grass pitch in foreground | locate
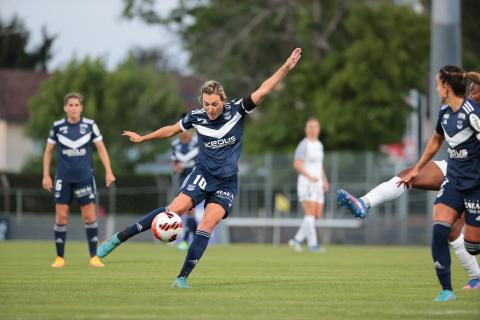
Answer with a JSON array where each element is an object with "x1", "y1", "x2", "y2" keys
[{"x1": 0, "y1": 241, "x2": 479, "y2": 320}]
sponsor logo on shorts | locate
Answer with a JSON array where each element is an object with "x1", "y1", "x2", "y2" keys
[
  {"x1": 187, "y1": 184, "x2": 196, "y2": 191},
  {"x1": 465, "y1": 200, "x2": 480, "y2": 215},
  {"x1": 75, "y1": 186, "x2": 93, "y2": 198},
  {"x1": 215, "y1": 190, "x2": 234, "y2": 204}
]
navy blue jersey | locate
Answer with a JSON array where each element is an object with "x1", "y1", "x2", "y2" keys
[
  {"x1": 435, "y1": 98, "x2": 480, "y2": 190},
  {"x1": 179, "y1": 96, "x2": 256, "y2": 178},
  {"x1": 170, "y1": 135, "x2": 199, "y2": 170},
  {"x1": 47, "y1": 117, "x2": 102, "y2": 182}
]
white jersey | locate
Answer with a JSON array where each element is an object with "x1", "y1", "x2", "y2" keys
[
  {"x1": 294, "y1": 138, "x2": 325, "y2": 182},
  {"x1": 294, "y1": 138, "x2": 325, "y2": 203}
]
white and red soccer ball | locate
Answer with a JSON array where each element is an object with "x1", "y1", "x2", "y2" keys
[{"x1": 151, "y1": 211, "x2": 184, "y2": 242}]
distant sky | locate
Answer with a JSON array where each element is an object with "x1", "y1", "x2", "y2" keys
[{"x1": 0, "y1": 0, "x2": 189, "y2": 71}]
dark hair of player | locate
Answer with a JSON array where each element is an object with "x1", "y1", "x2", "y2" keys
[
  {"x1": 438, "y1": 66, "x2": 480, "y2": 97},
  {"x1": 63, "y1": 92, "x2": 84, "y2": 105}
]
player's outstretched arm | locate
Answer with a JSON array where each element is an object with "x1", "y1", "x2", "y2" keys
[
  {"x1": 95, "y1": 141, "x2": 116, "y2": 187},
  {"x1": 251, "y1": 48, "x2": 302, "y2": 106},
  {"x1": 123, "y1": 122, "x2": 182, "y2": 143},
  {"x1": 399, "y1": 132, "x2": 444, "y2": 187}
]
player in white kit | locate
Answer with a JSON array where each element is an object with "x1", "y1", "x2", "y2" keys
[{"x1": 289, "y1": 118, "x2": 329, "y2": 252}]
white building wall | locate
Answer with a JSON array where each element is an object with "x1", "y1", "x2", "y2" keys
[{"x1": 0, "y1": 121, "x2": 36, "y2": 172}]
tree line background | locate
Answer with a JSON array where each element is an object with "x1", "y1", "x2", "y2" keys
[{"x1": 1, "y1": 0, "x2": 479, "y2": 175}]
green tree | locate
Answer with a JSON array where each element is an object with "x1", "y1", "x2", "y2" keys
[
  {"x1": 26, "y1": 55, "x2": 183, "y2": 174},
  {"x1": 123, "y1": 0, "x2": 430, "y2": 151},
  {"x1": 0, "y1": 16, "x2": 55, "y2": 70}
]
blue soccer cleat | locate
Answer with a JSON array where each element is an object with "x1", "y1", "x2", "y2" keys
[
  {"x1": 433, "y1": 290, "x2": 456, "y2": 302},
  {"x1": 97, "y1": 233, "x2": 121, "y2": 258},
  {"x1": 336, "y1": 189, "x2": 369, "y2": 219},
  {"x1": 172, "y1": 276, "x2": 191, "y2": 288},
  {"x1": 463, "y1": 277, "x2": 480, "y2": 289},
  {"x1": 309, "y1": 245, "x2": 326, "y2": 253}
]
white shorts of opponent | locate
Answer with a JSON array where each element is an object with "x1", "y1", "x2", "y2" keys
[
  {"x1": 297, "y1": 179, "x2": 324, "y2": 203},
  {"x1": 433, "y1": 160, "x2": 447, "y2": 176}
]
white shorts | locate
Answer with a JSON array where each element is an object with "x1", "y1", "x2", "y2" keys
[
  {"x1": 433, "y1": 160, "x2": 447, "y2": 176},
  {"x1": 297, "y1": 180, "x2": 324, "y2": 203}
]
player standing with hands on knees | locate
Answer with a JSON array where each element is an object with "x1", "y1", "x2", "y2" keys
[
  {"x1": 97, "y1": 48, "x2": 302, "y2": 288},
  {"x1": 43, "y1": 93, "x2": 115, "y2": 268},
  {"x1": 400, "y1": 67, "x2": 480, "y2": 301}
]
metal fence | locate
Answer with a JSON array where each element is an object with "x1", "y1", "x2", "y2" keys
[{"x1": 0, "y1": 152, "x2": 436, "y2": 245}]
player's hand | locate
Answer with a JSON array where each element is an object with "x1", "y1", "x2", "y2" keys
[
  {"x1": 105, "y1": 171, "x2": 116, "y2": 187},
  {"x1": 397, "y1": 167, "x2": 420, "y2": 189},
  {"x1": 284, "y1": 48, "x2": 302, "y2": 70},
  {"x1": 173, "y1": 163, "x2": 183, "y2": 174},
  {"x1": 122, "y1": 131, "x2": 144, "y2": 143},
  {"x1": 42, "y1": 175, "x2": 53, "y2": 192},
  {"x1": 308, "y1": 175, "x2": 319, "y2": 183},
  {"x1": 323, "y1": 180, "x2": 330, "y2": 192}
]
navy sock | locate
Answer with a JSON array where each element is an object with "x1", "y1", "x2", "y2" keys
[
  {"x1": 54, "y1": 224, "x2": 67, "y2": 258},
  {"x1": 117, "y1": 207, "x2": 165, "y2": 242},
  {"x1": 432, "y1": 222, "x2": 452, "y2": 291},
  {"x1": 184, "y1": 216, "x2": 198, "y2": 242},
  {"x1": 178, "y1": 230, "x2": 210, "y2": 278},
  {"x1": 85, "y1": 221, "x2": 98, "y2": 257}
]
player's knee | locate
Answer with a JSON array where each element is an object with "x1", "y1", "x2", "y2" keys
[
  {"x1": 448, "y1": 227, "x2": 461, "y2": 242},
  {"x1": 432, "y1": 222, "x2": 451, "y2": 242},
  {"x1": 464, "y1": 240, "x2": 480, "y2": 255}
]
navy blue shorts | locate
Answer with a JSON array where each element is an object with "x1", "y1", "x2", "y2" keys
[
  {"x1": 54, "y1": 176, "x2": 97, "y2": 206},
  {"x1": 434, "y1": 178, "x2": 480, "y2": 227},
  {"x1": 462, "y1": 189, "x2": 480, "y2": 227},
  {"x1": 178, "y1": 167, "x2": 194, "y2": 186},
  {"x1": 434, "y1": 178, "x2": 465, "y2": 214},
  {"x1": 179, "y1": 166, "x2": 237, "y2": 218}
]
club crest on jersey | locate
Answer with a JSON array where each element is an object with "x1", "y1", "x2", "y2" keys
[
  {"x1": 80, "y1": 124, "x2": 88, "y2": 134},
  {"x1": 224, "y1": 111, "x2": 232, "y2": 120},
  {"x1": 469, "y1": 114, "x2": 480, "y2": 132},
  {"x1": 457, "y1": 119, "x2": 464, "y2": 130}
]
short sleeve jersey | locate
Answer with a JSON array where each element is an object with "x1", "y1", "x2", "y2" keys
[
  {"x1": 435, "y1": 98, "x2": 480, "y2": 190},
  {"x1": 47, "y1": 117, "x2": 102, "y2": 182},
  {"x1": 179, "y1": 96, "x2": 256, "y2": 178},
  {"x1": 170, "y1": 135, "x2": 199, "y2": 170},
  {"x1": 294, "y1": 138, "x2": 325, "y2": 181}
]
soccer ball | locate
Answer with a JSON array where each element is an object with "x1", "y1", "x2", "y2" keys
[{"x1": 151, "y1": 211, "x2": 184, "y2": 242}]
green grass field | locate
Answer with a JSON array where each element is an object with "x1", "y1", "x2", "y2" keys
[{"x1": 1, "y1": 241, "x2": 479, "y2": 320}]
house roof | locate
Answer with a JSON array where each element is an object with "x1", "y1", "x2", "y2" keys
[{"x1": 0, "y1": 69, "x2": 49, "y2": 123}]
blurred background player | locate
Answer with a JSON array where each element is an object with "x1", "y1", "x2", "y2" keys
[
  {"x1": 42, "y1": 92, "x2": 116, "y2": 268},
  {"x1": 337, "y1": 75, "x2": 480, "y2": 290},
  {"x1": 289, "y1": 118, "x2": 329, "y2": 252},
  {"x1": 97, "y1": 48, "x2": 302, "y2": 288},
  {"x1": 170, "y1": 119, "x2": 199, "y2": 251}
]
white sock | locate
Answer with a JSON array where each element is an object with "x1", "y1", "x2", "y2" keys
[
  {"x1": 450, "y1": 234, "x2": 480, "y2": 279},
  {"x1": 305, "y1": 215, "x2": 318, "y2": 247},
  {"x1": 294, "y1": 217, "x2": 309, "y2": 243},
  {"x1": 361, "y1": 176, "x2": 405, "y2": 208}
]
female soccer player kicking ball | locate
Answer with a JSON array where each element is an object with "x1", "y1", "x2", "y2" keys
[
  {"x1": 337, "y1": 77, "x2": 480, "y2": 291},
  {"x1": 97, "y1": 48, "x2": 302, "y2": 288}
]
